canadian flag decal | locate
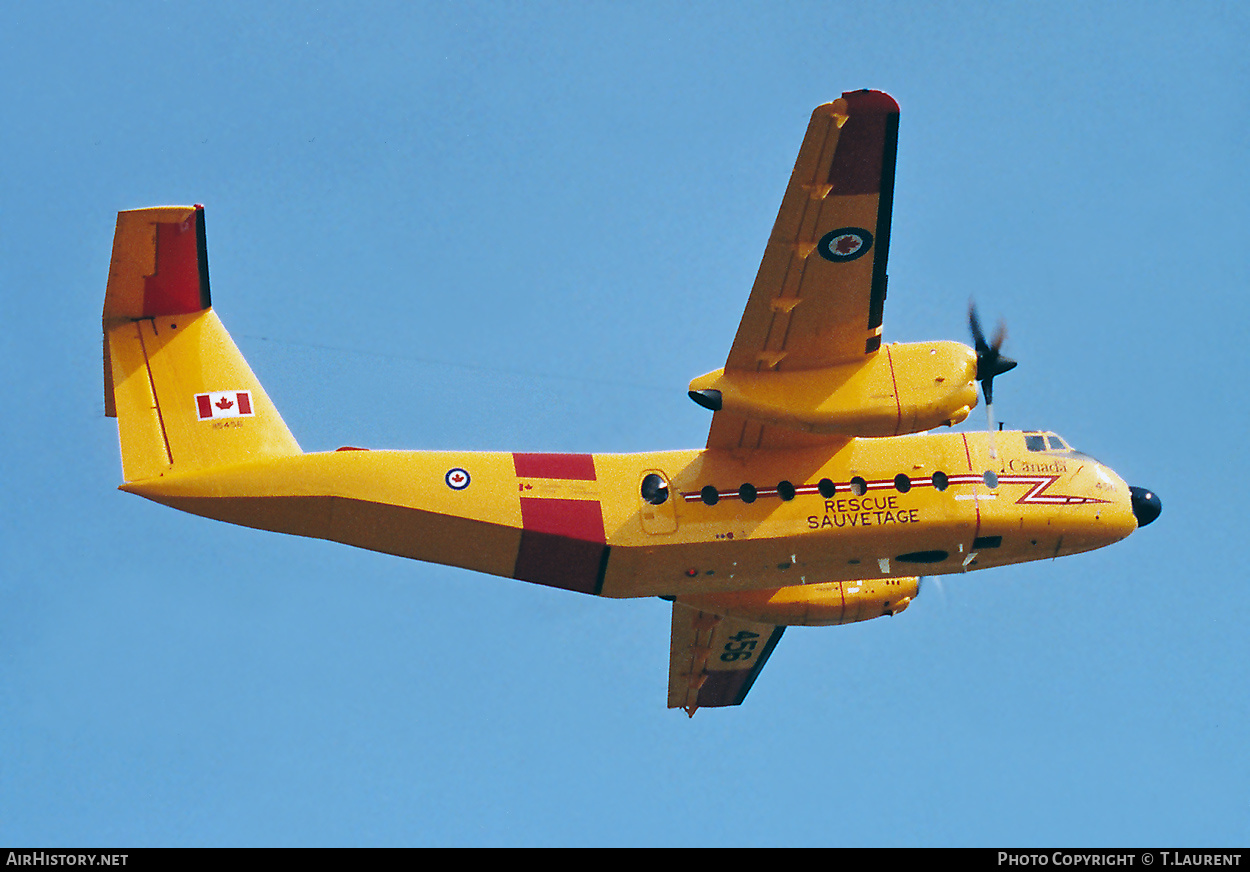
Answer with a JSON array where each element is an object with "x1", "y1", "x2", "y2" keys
[{"x1": 195, "y1": 391, "x2": 254, "y2": 420}]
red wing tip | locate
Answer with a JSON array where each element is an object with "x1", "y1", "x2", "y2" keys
[{"x1": 840, "y1": 89, "x2": 900, "y2": 114}]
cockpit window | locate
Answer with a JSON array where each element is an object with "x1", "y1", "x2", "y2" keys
[{"x1": 1026, "y1": 432, "x2": 1071, "y2": 452}]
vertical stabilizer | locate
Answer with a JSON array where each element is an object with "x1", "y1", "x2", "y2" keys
[{"x1": 104, "y1": 206, "x2": 300, "y2": 483}]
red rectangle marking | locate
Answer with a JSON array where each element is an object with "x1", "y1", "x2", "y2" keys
[
  {"x1": 514, "y1": 497, "x2": 608, "y2": 595},
  {"x1": 512, "y1": 452, "x2": 597, "y2": 481},
  {"x1": 513, "y1": 532, "x2": 607, "y2": 595},
  {"x1": 518, "y1": 497, "x2": 605, "y2": 543}
]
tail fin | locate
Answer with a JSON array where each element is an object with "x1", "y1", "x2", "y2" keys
[{"x1": 104, "y1": 205, "x2": 300, "y2": 483}]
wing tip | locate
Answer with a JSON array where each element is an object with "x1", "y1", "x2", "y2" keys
[
  {"x1": 840, "y1": 88, "x2": 900, "y2": 114},
  {"x1": 811, "y1": 89, "x2": 900, "y2": 119}
]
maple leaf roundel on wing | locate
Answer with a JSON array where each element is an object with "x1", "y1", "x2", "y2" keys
[{"x1": 817, "y1": 227, "x2": 874, "y2": 262}]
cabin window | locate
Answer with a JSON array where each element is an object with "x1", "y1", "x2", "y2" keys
[
  {"x1": 640, "y1": 473, "x2": 669, "y2": 505},
  {"x1": 1025, "y1": 434, "x2": 1046, "y2": 452},
  {"x1": 777, "y1": 480, "x2": 797, "y2": 501},
  {"x1": 701, "y1": 485, "x2": 719, "y2": 505},
  {"x1": 932, "y1": 471, "x2": 949, "y2": 491},
  {"x1": 738, "y1": 483, "x2": 757, "y2": 504},
  {"x1": 1048, "y1": 435, "x2": 1066, "y2": 450},
  {"x1": 818, "y1": 478, "x2": 836, "y2": 498},
  {"x1": 984, "y1": 470, "x2": 999, "y2": 488},
  {"x1": 849, "y1": 476, "x2": 868, "y2": 496},
  {"x1": 894, "y1": 474, "x2": 911, "y2": 493}
]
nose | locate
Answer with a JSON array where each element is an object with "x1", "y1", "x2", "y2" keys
[{"x1": 1129, "y1": 486, "x2": 1161, "y2": 528}]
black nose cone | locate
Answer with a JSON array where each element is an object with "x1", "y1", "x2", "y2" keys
[{"x1": 1130, "y1": 486, "x2": 1161, "y2": 528}]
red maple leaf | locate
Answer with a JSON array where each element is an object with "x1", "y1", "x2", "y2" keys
[
  {"x1": 834, "y1": 235, "x2": 861, "y2": 255},
  {"x1": 215, "y1": 395, "x2": 234, "y2": 410}
]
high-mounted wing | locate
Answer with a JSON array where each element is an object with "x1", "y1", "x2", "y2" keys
[
  {"x1": 708, "y1": 90, "x2": 900, "y2": 450},
  {"x1": 667, "y1": 602, "x2": 785, "y2": 716}
]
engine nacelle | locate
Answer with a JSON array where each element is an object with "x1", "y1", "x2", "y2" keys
[
  {"x1": 688, "y1": 341, "x2": 977, "y2": 437},
  {"x1": 681, "y1": 577, "x2": 920, "y2": 627}
]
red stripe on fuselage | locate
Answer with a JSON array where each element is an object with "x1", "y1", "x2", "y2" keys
[
  {"x1": 514, "y1": 497, "x2": 607, "y2": 595},
  {"x1": 518, "y1": 497, "x2": 605, "y2": 544},
  {"x1": 512, "y1": 452, "x2": 597, "y2": 480},
  {"x1": 961, "y1": 433, "x2": 982, "y2": 542}
]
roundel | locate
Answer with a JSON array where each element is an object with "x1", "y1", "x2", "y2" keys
[
  {"x1": 817, "y1": 227, "x2": 874, "y2": 262},
  {"x1": 445, "y1": 467, "x2": 471, "y2": 490}
]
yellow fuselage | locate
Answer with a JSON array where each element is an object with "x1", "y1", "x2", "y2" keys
[{"x1": 123, "y1": 429, "x2": 1137, "y2": 599}]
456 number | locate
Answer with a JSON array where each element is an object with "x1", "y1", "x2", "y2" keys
[{"x1": 719, "y1": 630, "x2": 760, "y2": 663}]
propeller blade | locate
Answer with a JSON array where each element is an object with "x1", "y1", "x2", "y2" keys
[
  {"x1": 968, "y1": 303, "x2": 1017, "y2": 432},
  {"x1": 969, "y1": 305, "x2": 989, "y2": 355}
]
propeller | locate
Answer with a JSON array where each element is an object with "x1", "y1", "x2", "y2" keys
[
  {"x1": 968, "y1": 304, "x2": 1017, "y2": 432},
  {"x1": 917, "y1": 575, "x2": 946, "y2": 607}
]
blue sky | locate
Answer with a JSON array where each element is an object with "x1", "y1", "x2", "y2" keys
[{"x1": 2, "y1": 1, "x2": 1247, "y2": 847}]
